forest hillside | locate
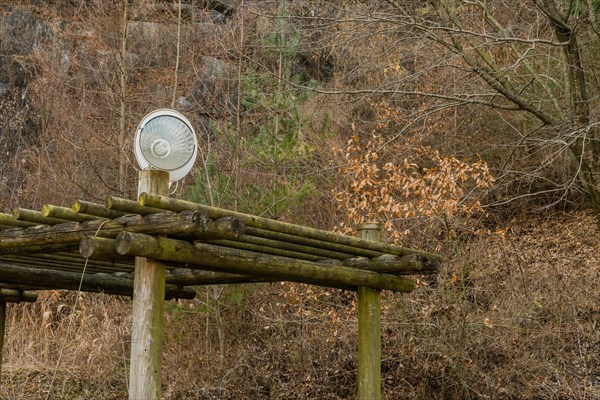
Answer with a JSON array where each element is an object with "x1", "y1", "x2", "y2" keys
[{"x1": 0, "y1": 1, "x2": 598, "y2": 399}]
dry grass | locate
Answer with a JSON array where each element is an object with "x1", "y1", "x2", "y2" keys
[{"x1": 2, "y1": 211, "x2": 598, "y2": 399}]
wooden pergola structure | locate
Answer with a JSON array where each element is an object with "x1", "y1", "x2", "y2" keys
[{"x1": 0, "y1": 170, "x2": 442, "y2": 400}]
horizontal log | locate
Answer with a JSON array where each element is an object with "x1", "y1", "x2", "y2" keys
[
  {"x1": 0, "y1": 256, "x2": 132, "y2": 274},
  {"x1": 0, "y1": 243, "x2": 80, "y2": 255},
  {"x1": 80, "y1": 238, "x2": 265, "y2": 283},
  {"x1": 24, "y1": 253, "x2": 133, "y2": 270},
  {"x1": 139, "y1": 193, "x2": 443, "y2": 262},
  {"x1": 42, "y1": 205, "x2": 101, "y2": 222},
  {"x1": 195, "y1": 217, "x2": 245, "y2": 240},
  {"x1": 245, "y1": 226, "x2": 381, "y2": 258},
  {"x1": 0, "y1": 211, "x2": 210, "y2": 251},
  {"x1": 0, "y1": 262, "x2": 195, "y2": 300},
  {"x1": 13, "y1": 208, "x2": 68, "y2": 225},
  {"x1": 73, "y1": 200, "x2": 128, "y2": 219},
  {"x1": 79, "y1": 237, "x2": 134, "y2": 264},
  {"x1": 115, "y1": 232, "x2": 414, "y2": 292},
  {"x1": 0, "y1": 289, "x2": 37, "y2": 302},
  {"x1": 238, "y1": 234, "x2": 354, "y2": 260},
  {"x1": 166, "y1": 269, "x2": 278, "y2": 285},
  {"x1": 106, "y1": 196, "x2": 166, "y2": 215},
  {"x1": 78, "y1": 216, "x2": 243, "y2": 259},
  {"x1": 0, "y1": 213, "x2": 39, "y2": 228},
  {"x1": 210, "y1": 239, "x2": 324, "y2": 261},
  {"x1": 80, "y1": 238, "x2": 274, "y2": 285},
  {"x1": 332, "y1": 254, "x2": 441, "y2": 275}
]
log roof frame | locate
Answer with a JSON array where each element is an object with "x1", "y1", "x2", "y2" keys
[{"x1": 0, "y1": 194, "x2": 442, "y2": 302}]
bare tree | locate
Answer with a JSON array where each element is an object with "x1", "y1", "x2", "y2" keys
[{"x1": 289, "y1": 0, "x2": 600, "y2": 219}]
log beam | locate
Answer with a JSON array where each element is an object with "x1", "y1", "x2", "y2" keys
[
  {"x1": 0, "y1": 211, "x2": 210, "y2": 252},
  {"x1": 12, "y1": 208, "x2": 66, "y2": 225},
  {"x1": 341, "y1": 254, "x2": 441, "y2": 275},
  {"x1": 42, "y1": 205, "x2": 101, "y2": 222},
  {"x1": 0, "y1": 262, "x2": 194, "y2": 300},
  {"x1": 0, "y1": 213, "x2": 38, "y2": 228},
  {"x1": 115, "y1": 232, "x2": 415, "y2": 292},
  {"x1": 73, "y1": 200, "x2": 128, "y2": 219},
  {"x1": 139, "y1": 193, "x2": 443, "y2": 262},
  {"x1": 106, "y1": 196, "x2": 165, "y2": 215}
]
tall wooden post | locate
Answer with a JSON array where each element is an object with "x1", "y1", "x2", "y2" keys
[
  {"x1": 0, "y1": 301, "x2": 6, "y2": 382},
  {"x1": 129, "y1": 170, "x2": 169, "y2": 400},
  {"x1": 357, "y1": 223, "x2": 382, "y2": 400}
]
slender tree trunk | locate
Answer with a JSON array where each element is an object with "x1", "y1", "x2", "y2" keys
[
  {"x1": 544, "y1": 1, "x2": 600, "y2": 219},
  {"x1": 118, "y1": 0, "x2": 129, "y2": 195}
]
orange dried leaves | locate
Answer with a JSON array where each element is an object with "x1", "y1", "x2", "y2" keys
[{"x1": 335, "y1": 133, "x2": 494, "y2": 240}]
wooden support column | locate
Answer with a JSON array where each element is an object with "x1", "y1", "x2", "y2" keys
[
  {"x1": 129, "y1": 170, "x2": 169, "y2": 400},
  {"x1": 357, "y1": 223, "x2": 381, "y2": 400},
  {"x1": 0, "y1": 301, "x2": 5, "y2": 382}
]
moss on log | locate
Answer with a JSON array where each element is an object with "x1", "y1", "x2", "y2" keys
[
  {"x1": 0, "y1": 262, "x2": 195, "y2": 300},
  {"x1": 0, "y1": 213, "x2": 38, "y2": 228},
  {"x1": 244, "y1": 226, "x2": 381, "y2": 258},
  {"x1": 73, "y1": 200, "x2": 128, "y2": 219},
  {"x1": 12, "y1": 208, "x2": 66, "y2": 225},
  {"x1": 106, "y1": 196, "x2": 165, "y2": 215},
  {"x1": 79, "y1": 236, "x2": 133, "y2": 264},
  {"x1": 42, "y1": 205, "x2": 101, "y2": 222},
  {"x1": 0, "y1": 255, "x2": 132, "y2": 274},
  {"x1": 0, "y1": 243, "x2": 80, "y2": 255},
  {"x1": 341, "y1": 254, "x2": 441, "y2": 275},
  {"x1": 80, "y1": 237, "x2": 281, "y2": 286},
  {"x1": 235, "y1": 234, "x2": 355, "y2": 260},
  {"x1": 115, "y1": 232, "x2": 415, "y2": 292},
  {"x1": 209, "y1": 239, "x2": 324, "y2": 261},
  {"x1": 139, "y1": 193, "x2": 443, "y2": 262},
  {"x1": 166, "y1": 269, "x2": 278, "y2": 285},
  {"x1": 0, "y1": 211, "x2": 210, "y2": 252}
]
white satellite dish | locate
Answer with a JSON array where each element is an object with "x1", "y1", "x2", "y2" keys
[{"x1": 134, "y1": 109, "x2": 198, "y2": 182}]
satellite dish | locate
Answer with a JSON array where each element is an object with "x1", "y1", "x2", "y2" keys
[{"x1": 134, "y1": 109, "x2": 198, "y2": 182}]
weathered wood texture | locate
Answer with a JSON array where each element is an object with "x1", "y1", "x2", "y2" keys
[
  {"x1": 115, "y1": 232, "x2": 415, "y2": 292},
  {"x1": 12, "y1": 208, "x2": 66, "y2": 225},
  {"x1": 106, "y1": 196, "x2": 165, "y2": 215},
  {"x1": 42, "y1": 205, "x2": 100, "y2": 222},
  {"x1": 129, "y1": 169, "x2": 168, "y2": 400},
  {"x1": 0, "y1": 254, "x2": 132, "y2": 274},
  {"x1": 73, "y1": 200, "x2": 128, "y2": 219},
  {"x1": 0, "y1": 213, "x2": 38, "y2": 228},
  {"x1": 0, "y1": 262, "x2": 193, "y2": 299},
  {"x1": 139, "y1": 193, "x2": 443, "y2": 261},
  {"x1": 79, "y1": 237, "x2": 133, "y2": 263},
  {"x1": 1, "y1": 192, "x2": 440, "y2": 296},
  {"x1": 0, "y1": 301, "x2": 5, "y2": 381},
  {"x1": 341, "y1": 253, "x2": 440, "y2": 275},
  {"x1": 357, "y1": 224, "x2": 382, "y2": 400},
  {"x1": 166, "y1": 268, "x2": 277, "y2": 285},
  {"x1": 0, "y1": 211, "x2": 210, "y2": 253}
]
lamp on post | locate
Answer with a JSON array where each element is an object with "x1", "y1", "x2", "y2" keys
[
  {"x1": 129, "y1": 109, "x2": 197, "y2": 400},
  {"x1": 134, "y1": 108, "x2": 198, "y2": 183}
]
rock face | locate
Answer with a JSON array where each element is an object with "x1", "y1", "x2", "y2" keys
[
  {"x1": 0, "y1": 7, "x2": 52, "y2": 87},
  {"x1": 189, "y1": 56, "x2": 237, "y2": 118}
]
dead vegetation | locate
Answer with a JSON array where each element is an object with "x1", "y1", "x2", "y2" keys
[
  {"x1": 1, "y1": 0, "x2": 599, "y2": 398},
  {"x1": 1, "y1": 211, "x2": 598, "y2": 399}
]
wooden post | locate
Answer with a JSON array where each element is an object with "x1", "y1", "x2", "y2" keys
[
  {"x1": 0, "y1": 301, "x2": 6, "y2": 383},
  {"x1": 129, "y1": 170, "x2": 169, "y2": 400},
  {"x1": 357, "y1": 223, "x2": 381, "y2": 400}
]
